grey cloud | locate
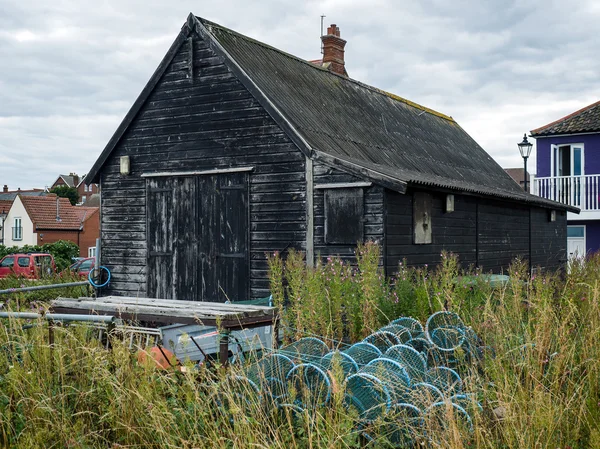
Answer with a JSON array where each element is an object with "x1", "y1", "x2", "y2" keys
[{"x1": 0, "y1": 0, "x2": 598, "y2": 189}]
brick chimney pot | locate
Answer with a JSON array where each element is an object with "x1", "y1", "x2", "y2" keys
[{"x1": 321, "y1": 24, "x2": 347, "y2": 76}]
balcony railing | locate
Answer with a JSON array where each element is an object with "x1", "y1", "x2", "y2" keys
[{"x1": 534, "y1": 175, "x2": 600, "y2": 211}]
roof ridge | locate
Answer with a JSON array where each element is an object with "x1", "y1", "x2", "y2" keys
[
  {"x1": 198, "y1": 17, "x2": 454, "y2": 123},
  {"x1": 531, "y1": 99, "x2": 600, "y2": 135}
]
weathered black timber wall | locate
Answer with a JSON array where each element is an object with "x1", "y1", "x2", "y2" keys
[
  {"x1": 100, "y1": 34, "x2": 306, "y2": 299},
  {"x1": 477, "y1": 200, "x2": 529, "y2": 272},
  {"x1": 386, "y1": 189, "x2": 477, "y2": 273},
  {"x1": 313, "y1": 162, "x2": 385, "y2": 264},
  {"x1": 385, "y1": 189, "x2": 566, "y2": 274},
  {"x1": 531, "y1": 208, "x2": 567, "y2": 271}
]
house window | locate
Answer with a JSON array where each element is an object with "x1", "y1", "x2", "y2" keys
[
  {"x1": 324, "y1": 188, "x2": 364, "y2": 244},
  {"x1": 88, "y1": 247, "x2": 96, "y2": 257},
  {"x1": 567, "y1": 226, "x2": 585, "y2": 238},
  {"x1": 84, "y1": 185, "x2": 88, "y2": 192},
  {"x1": 82, "y1": 195, "x2": 87, "y2": 203},
  {"x1": 552, "y1": 144, "x2": 584, "y2": 177},
  {"x1": 12, "y1": 217, "x2": 22, "y2": 241}
]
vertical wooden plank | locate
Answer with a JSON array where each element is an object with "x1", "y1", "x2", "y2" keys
[
  {"x1": 217, "y1": 172, "x2": 249, "y2": 302},
  {"x1": 174, "y1": 176, "x2": 198, "y2": 300},
  {"x1": 198, "y1": 175, "x2": 218, "y2": 301},
  {"x1": 305, "y1": 157, "x2": 314, "y2": 267},
  {"x1": 187, "y1": 37, "x2": 194, "y2": 82},
  {"x1": 147, "y1": 178, "x2": 174, "y2": 299}
]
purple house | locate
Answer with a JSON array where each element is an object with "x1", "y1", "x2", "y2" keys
[{"x1": 532, "y1": 100, "x2": 600, "y2": 257}]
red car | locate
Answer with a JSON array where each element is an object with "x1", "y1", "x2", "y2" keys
[
  {"x1": 69, "y1": 257, "x2": 95, "y2": 278},
  {"x1": 0, "y1": 253, "x2": 57, "y2": 279}
]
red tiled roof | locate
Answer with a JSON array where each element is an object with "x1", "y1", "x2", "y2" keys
[
  {"x1": 531, "y1": 100, "x2": 600, "y2": 136},
  {"x1": 20, "y1": 195, "x2": 83, "y2": 230},
  {"x1": 74, "y1": 206, "x2": 99, "y2": 223},
  {"x1": 0, "y1": 200, "x2": 13, "y2": 214}
]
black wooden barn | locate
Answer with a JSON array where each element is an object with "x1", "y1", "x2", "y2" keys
[{"x1": 86, "y1": 14, "x2": 576, "y2": 302}]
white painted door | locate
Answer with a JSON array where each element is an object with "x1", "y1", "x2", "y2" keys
[{"x1": 567, "y1": 238, "x2": 585, "y2": 260}]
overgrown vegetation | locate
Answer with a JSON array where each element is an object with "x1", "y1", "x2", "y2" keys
[
  {"x1": 0, "y1": 243, "x2": 598, "y2": 448},
  {"x1": 0, "y1": 240, "x2": 80, "y2": 271}
]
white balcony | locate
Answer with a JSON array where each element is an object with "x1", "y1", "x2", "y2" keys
[{"x1": 534, "y1": 175, "x2": 600, "y2": 219}]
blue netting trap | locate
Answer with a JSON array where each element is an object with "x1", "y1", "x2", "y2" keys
[
  {"x1": 286, "y1": 363, "x2": 331, "y2": 409},
  {"x1": 279, "y1": 337, "x2": 329, "y2": 363},
  {"x1": 363, "y1": 330, "x2": 401, "y2": 353},
  {"x1": 385, "y1": 344, "x2": 427, "y2": 381},
  {"x1": 426, "y1": 311, "x2": 467, "y2": 352},
  {"x1": 378, "y1": 324, "x2": 413, "y2": 344},
  {"x1": 231, "y1": 311, "x2": 485, "y2": 443},
  {"x1": 426, "y1": 366, "x2": 462, "y2": 396},
  {"x1": 345, "y1": 373, "x2": 392, "y2": 422},
  {"x1": 425, "y1": 401, "x2": 474, "y2": 433},
  {"x1": 317, "y1": 350, "x2": 359, "y2": 377},
  {"x1": 391, "y1": 317, "x2": 425, "y2": 337},
  {"x1": 360, "y1": 357, "x2": 410, "y2": 402},
  {"x1": 343, "y1": 342, "x2": 382, "y2": 366},
  {"x1": 377, "y1": 402, "x2": 423, "y2": 447},
  {"x1": 405, "y1": 382, "x2": 444, "y2": 411},
  {"x1": 450, "y1": 393, "x2": 483, "y2": 414}
]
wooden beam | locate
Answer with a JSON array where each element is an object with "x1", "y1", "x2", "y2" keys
[
  {"x1": 141, "y1": 167, "x2": 254, "y2": 178},
  {"x1": 306, "y1": 157, "x2": 314, "y2": 267},
  {"x1": 314, "y1": 182, "x2": 373, "y2": 189}
]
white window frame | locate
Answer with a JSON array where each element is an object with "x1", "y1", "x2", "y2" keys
[
  {"x1": 551, "y1": 143, "x2": 584, "y2": 177},
  {"x1": 88, "y1": 247, "x2": 96, "y2": 257},
  {"x1": 13, "y1": 217, "x2": 22, "y2": 241}
]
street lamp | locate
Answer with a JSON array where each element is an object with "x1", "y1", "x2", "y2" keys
[{"x1": 517, "y1": 133, "x2": 533, "y2": 192}]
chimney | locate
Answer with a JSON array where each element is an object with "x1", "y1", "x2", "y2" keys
[
  {"x1": 2, "y1": 185, "x2": 7, "y2": 193},
  {"x1": 321, "y1": 24, "x2": 347, "y2": 76}
]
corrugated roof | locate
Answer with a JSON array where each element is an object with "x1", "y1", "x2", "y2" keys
[
  {"x1": 531, "y1": 100, "x2": 600, "y2": 136},
  {"x1": 20, "y1": 195, "x2": 82, "y2": 230},
  {"x1": 200, "y1": 18, "x2": 572, "y2": 210}
]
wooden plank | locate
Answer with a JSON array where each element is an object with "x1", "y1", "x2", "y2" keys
[
  {"x1": 52, "y1": 298, "x2": 274, "y2": 320},
  {"x1": 306, "y1": 157, "x2": 314, "y2": 267},
  {"x1": 314, "y1": 182, "x2": 373, "y2": 189},
  {"x1": 88, "y1": 296, "x2": 273, "y2": 313}
]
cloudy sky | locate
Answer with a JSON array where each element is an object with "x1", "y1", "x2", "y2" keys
[{"x1": 0, "y1": 0, "x2": 598, "y2": 190}]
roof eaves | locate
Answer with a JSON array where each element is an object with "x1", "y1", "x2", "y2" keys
[
  {"x1": 313, "y1": 150, "x2": 407, "y2": 193},
  {"x1": 86, "y1": 14, "x2": 197, "y2": 184}
]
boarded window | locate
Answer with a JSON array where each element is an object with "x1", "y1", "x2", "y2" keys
[
  {"x1": 324, "y1": 188, "x2": 364, "y2": 244},
  {"x1": 413, "y1": 192, "x2": 432, "y2": 244}
]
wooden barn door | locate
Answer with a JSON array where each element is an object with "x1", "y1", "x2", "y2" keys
[
  {"x1": 198, "y1": 172, "x2": 249, "y2": 302},
  {"x1": 147, "y1": 173, "x2": 249, "y2": 302},
  {"x1": 147, "y1": 178, "x2": 175, "y2": 299}
]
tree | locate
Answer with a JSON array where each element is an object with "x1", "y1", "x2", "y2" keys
[{"x1": 50, "y1": 185, "x2": 79, "y2": 205}]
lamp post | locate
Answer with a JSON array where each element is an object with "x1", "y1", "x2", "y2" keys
[{"x1": 518, "y1": 134, "x2": 533, "y2": 192}]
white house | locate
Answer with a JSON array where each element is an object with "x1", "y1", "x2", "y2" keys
[{"x1": 3, "y1": 195, "x2": 37, "y2": 247}]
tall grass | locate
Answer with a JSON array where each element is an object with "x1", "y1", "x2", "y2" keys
[{"x1": 0, "y1": 245, "x2": 598, "y2": 448}]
